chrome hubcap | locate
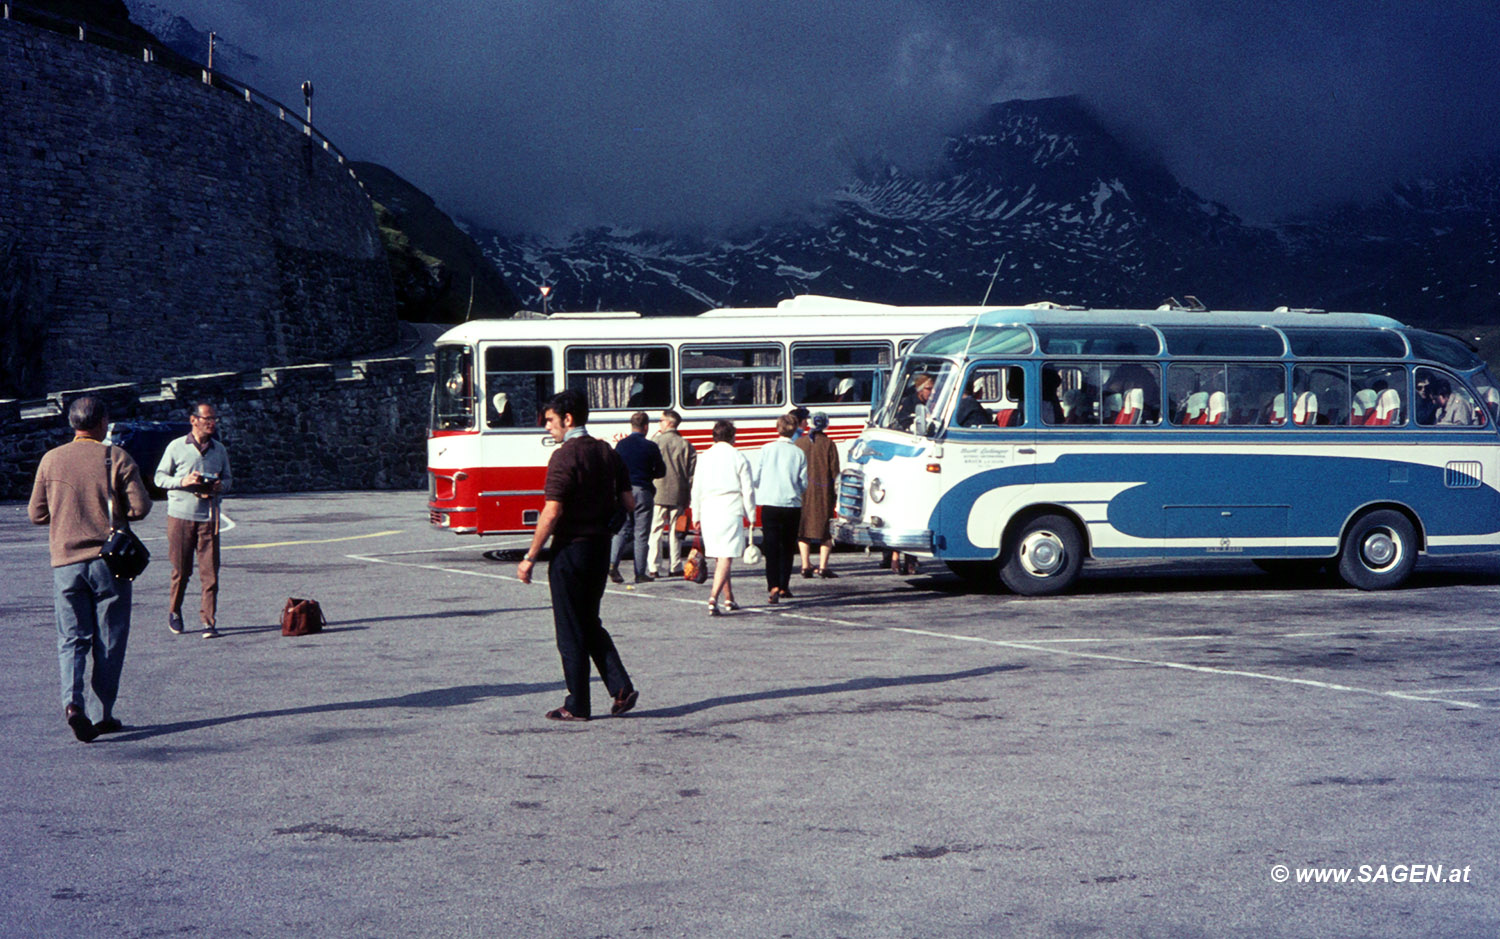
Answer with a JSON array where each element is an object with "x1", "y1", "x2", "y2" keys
[
  {"x1": 1019, "y1": 530, "x2": 1066, "y2": 577},
  {"x1": 1362, "y1": 529, "x2": 1398, "y2": 569}
]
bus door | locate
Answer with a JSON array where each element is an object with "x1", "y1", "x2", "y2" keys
[
  {"x1": 937, "y1": 363, "x2": 1037, "y2": 557},
  {"x1": 475, "y1": 343, "x2": 557, "y2": 533}
]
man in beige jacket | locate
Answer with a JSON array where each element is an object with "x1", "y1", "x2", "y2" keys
[
  {"x1": 29, "y1": 396, "x2": 151, "y2": 742},
  {"x1": 647, "y1": 408, "x2": 697, "y2": 576}
]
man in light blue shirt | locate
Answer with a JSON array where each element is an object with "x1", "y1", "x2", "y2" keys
[
  {"x1": 753, "y1": 413, "x2": 807, "y2": 602},
  {"x1": 154, "y1": 402, "x2": 232, "y2": 638}
]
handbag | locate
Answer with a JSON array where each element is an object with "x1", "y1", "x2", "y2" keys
[
  {"x1": 742, "y1": 543, "x2": 763, "y2": 564},
  {"x1": 99, "y1": 447, "x2": 150, "y2": 581},
  {"x1": 281, "y1": 597, "x2": 326, "y2": 636},
  {"x1": 683, "y1": 548, "x2": 708, "y2": 584}
]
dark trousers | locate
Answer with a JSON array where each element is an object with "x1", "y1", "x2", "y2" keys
[
  {"x1": 167, "y1": 514, "x2": 219, "y2": 626},
  {"x1": 761, "y1": 505, "x2": 801, "y2": 592},
  {"x1": 549, "y1": 538, "x2": 632, "y2": 718},
  {"x1": 609, "y1": 485, "x2": 655, "y2": 579}
]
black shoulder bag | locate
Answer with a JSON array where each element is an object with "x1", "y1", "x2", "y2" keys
[{"x1": 99, "y1": 446, "x2": 150, "y2": 581}]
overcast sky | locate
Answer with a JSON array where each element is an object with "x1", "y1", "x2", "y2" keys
[{"x1": 145, "y1": 0, "x2": 1500, "y2": 236}]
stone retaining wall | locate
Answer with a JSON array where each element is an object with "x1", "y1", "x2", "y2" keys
[
  {"x1": 0, "y1": 17, "x2": 397, "y2": 395},
  {"x1": 0, "y1": 357, "x2": 433, "y2": 500}
]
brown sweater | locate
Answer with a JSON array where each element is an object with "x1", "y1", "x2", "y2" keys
[
  {"x1": 29, "y1": 437, "x2": 152, "y2": 568},
  {"x1": 543, "y1": 433, "x2": 630, "y2": 544}
]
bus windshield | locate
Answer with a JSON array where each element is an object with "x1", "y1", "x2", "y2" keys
[
  {"x1": 432, "y1": 345, "x2": 475, "y2": 431},
  {"x1": 873, "y1": 357, "x2": 958, "y2": 435}
]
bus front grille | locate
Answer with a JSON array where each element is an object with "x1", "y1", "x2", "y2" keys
[{"x1": 837, "y1": 469, "x2": 864, "y2": 519}]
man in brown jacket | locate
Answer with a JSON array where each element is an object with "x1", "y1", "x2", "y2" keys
[
  {"x1": 28, "y1": 396, "x2": 151, "y2": 742},
  {"x1": 647, "y1": 408, "x2": 697, "y2": 576}
]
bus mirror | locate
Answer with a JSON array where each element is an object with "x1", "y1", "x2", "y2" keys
[{"x1": 913, "y1": 403, "x2": 931, "y2": 437}]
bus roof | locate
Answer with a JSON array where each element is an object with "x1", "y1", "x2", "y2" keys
[{"x1": 434, "y1": 294, "x2": 1409, "y2": 346}]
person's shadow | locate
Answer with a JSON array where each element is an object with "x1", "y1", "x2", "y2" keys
[
  {"x1": 110, "y1": 682, "x2": 557, "y2": 742},
  {"x1": 634, "y1": 663, "x2": 1024, "y2": 719}
]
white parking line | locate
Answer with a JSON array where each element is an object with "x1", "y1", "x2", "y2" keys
[{"x1": 347, "y1": 551, "x2": 1497, "y2": 711}]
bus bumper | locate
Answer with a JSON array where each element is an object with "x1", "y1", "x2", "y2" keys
[
  {"x1": 429, "y1": 504, "x2": 477, "y2": 533},
  {"x1": 833, "y1": 520, "x2": 932, "y2": 551}
]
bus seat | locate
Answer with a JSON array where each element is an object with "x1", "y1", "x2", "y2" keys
[
  {"x1": 1293, "y1": 392, "x2": 1319, "y2": 425},
  {"x1": 1267, "y1": 393, "x2": 1287, "y2": 425},
  {"x1": 1113, "y1": 388, "x2": 1144, "y2": 425},
  {"x1": 994, "y1": 407, "x2": 1018, "y2": 427},
  {"x1": 1368, "y1": 388, "x2": 1401, "y2": 425},
  {"x1": 1206, "y1": 391, "x2": 1228, "y2": 426},
  {"x1": 1182, "y1": 391, "x2": 1209, "y2": 425},
  {"x1": 1352, "y1": 388, "x2": 1378, "y2": 422}
]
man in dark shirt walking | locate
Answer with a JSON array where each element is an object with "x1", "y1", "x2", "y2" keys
[
  {"x1": 517, "y1": 390, "x2": 639, "y2": 722},
  {"x1": 608, "y1": 410, "x2": 666, "y2": 584}
]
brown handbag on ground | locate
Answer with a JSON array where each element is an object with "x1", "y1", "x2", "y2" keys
[{"x1": 280, "y1": 597, "x2": 326, "y2": 636}]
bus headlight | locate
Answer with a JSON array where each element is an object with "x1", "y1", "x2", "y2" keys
[{"x1": 869, "y1": 477, "x2": 885, "y2": 503}]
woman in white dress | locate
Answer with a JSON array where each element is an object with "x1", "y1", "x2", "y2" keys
[{"x1": 690, "y1": 419, "x2": 756, "y2": 615}]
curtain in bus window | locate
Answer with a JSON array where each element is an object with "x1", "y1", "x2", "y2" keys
[
  {"x1": 567, "y1": 347, "x2": 671, "y2": 412},
  {"x1": 681, "y1": 345, "x2": 783, "y2": 407}
]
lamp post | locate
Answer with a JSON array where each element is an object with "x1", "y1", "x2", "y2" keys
[{"x1": 301, "y1": 80, "x2": 314, "y2": 134}]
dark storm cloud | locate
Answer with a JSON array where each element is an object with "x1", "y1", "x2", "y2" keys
[{"x1": 160, "y1": 0, "x2": 1500, "y2": 232}]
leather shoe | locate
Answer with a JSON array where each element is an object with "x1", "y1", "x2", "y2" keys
[
  {"x1": 611, "y1": 689, "x2": 639, "y2": 716},
  {"x1": 545, "y1": 707, "x2": 589, "y2": 722},
  {"x1": 93, "y1": 717, "x2": 124, "y2": 735},
  {"x1": 65, "y1": 705, "x2": 97, "y2": 743},
  {"x1": 608, "y1": 567, "x2": 624, "y2": 584}
]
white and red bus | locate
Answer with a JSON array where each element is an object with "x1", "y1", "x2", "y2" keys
[{"x1": 426, "y1": 295, "x2": 985, "y2": 534}]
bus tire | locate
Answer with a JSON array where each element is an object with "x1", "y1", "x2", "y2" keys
[
  {"x1": 1337, "y1": 510, "x2": 1417, "y2": 591},
  {"x1": 999, "y1": 514, "x2": 1083, "y2": 596},
  {"x1": 944, "y1": 559, "x2": 999, "y2": 585}
]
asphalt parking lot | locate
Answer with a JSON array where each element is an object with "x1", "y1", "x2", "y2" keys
[{"x1": 2, "y1": 490, "x2": 1498, "y2": 938}]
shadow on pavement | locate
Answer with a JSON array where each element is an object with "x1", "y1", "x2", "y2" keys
[
  {"x1": 634, "y1": 663, "x2": 1024, "y2": 719},
  {"x1": 108, "y1": 681, "x2": 557, "y2": 742}
]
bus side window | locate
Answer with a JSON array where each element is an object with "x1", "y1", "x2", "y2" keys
[
  {"x1": 1043, "y1": 364, "x2": 1098, "y2": 425},
  {"x1": 682, "y1": 344, "x2": 784, "y2": 408},
  {"x1": 957, "y1": 366, "x2": 1025, "y2": 428},
  {"x1": 1101, "y1": 363, "x2": 1160, "y2": 425},
  {"x1": 1351, "y1": 365, "x2": 1405, "y2": 426},
  {"x1": 1293, "y1": 365, "x2": 1349, "y2": 426},
  {"x1": 566, "y1": 346, "x2": 672, "y2": 412},
  {"x1": 484, "y1": 346, "x2": 554, "y2": 429},
  {"x1": 1415, "y1": 366, "x2": 1487, "y2": 427}
]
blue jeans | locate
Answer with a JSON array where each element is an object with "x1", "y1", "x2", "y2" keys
[
  {"x1": 54, "y1": 558, "x2": 132, "y2": 720},
  {"x1": 609, "y1": 485, "x2": 655, "y2": 579}
]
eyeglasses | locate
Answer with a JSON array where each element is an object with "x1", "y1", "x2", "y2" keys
[{"x1": 193, "y1": 414, "x2": 219, "y2": 423}]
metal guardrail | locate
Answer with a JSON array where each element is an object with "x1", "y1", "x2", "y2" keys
[{"x1": 2, "y1": 0, "x2": 368, "y2": 196}]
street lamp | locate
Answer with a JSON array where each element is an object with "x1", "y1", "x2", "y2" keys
[{"x1": 301, "y1": 80, "x2": 313, "y2": 133}]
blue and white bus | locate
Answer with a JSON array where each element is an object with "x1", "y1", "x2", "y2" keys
[{"x1": 833, "y1": 305, "x2": 1500, "y2": 593}]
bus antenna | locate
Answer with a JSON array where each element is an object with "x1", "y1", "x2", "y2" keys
[
  {"x1": 980, "y1": 255, "x2": 1005, "y2": 307},
  {"x1": 965, "y1": 254, "x2": 1006, "y2": 359}
]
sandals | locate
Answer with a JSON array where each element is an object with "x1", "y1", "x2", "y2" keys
[
  {"x1": 815, "y1": 568, "x2": 838, "y2": 579},
  {"x1": 768, "y1": 590, "x2": 780, "y2": 604},
  {"x1": 800, "y1": 567, "x2": 814, "y2": 579},
  {"x1": 708, "y1": 600, "x2": 720, "y2": 617},
  {"x1": 726, "y1": 600, "x2": 740, "y2": 611}
]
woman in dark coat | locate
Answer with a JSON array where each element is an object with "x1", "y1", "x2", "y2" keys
[{"x1": 796, "y1": 411, "x2": 841, "y2": 577}]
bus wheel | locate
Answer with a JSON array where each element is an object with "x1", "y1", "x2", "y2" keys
[
  {"x1": 1337, "y1": 510, "x2": 1417, "y2": 591},
  {"x1": 1000, "y1": 514, "x2": 1083, "y2": 596},
  {"x1": 944, "y1": 559, "x2": 999, "y2": 585}
]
